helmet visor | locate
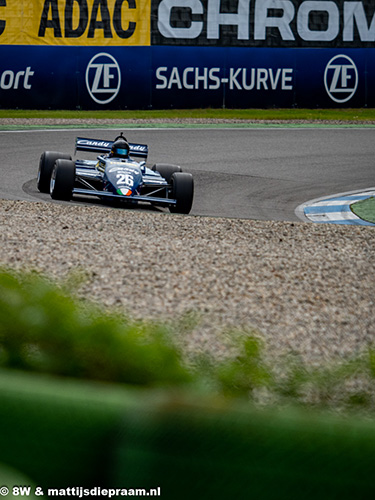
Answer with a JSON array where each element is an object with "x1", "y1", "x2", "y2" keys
[{"x1": 115, "y1": 148, "x2": 129, "y2": 156}]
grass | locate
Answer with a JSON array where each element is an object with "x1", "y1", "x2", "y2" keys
[
  {"x1": 0, "y1": 108, "x2": 374, "y2": 121},
  {"x1": 351, "y1": 197, "x2": 375, "y2": 224}
]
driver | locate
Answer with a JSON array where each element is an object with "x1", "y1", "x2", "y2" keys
[{"x1": 110, "y1": 137, "x2": 130, "y2": 159}]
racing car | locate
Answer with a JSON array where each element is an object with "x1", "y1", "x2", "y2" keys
[{"x1": 37, "y1": 133, "x2": 194, "y2": 214}]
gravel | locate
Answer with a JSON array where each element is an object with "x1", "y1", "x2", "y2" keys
[
  {"x1": 1, "y1": 118, "x2": 375, "y2": 127},
  {"x1": 0, "y1": 199, "x2": 374, "y2": 364},
  {"x1": 1, "y1": 116, "x2": 374, "y2": 367}
]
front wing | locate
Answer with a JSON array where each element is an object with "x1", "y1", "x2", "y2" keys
[
  {"x1": 71, "y1": 186, "x2": 177, "y2": 208},
  {"x1": 73, "y1": 188, "x2": 177, "y2": 207}
]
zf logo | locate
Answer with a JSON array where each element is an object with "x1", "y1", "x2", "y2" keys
[
  {"x1": 86, "y1": 53, "x2": 121, "y2": 105},
  {"x1": 324, "y1": 55, "x2": 358, "y2": 103}
]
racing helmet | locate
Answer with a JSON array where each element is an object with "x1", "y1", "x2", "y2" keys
[{"x1": 111, "y1": 137, "x2": 130, "y2": 159}]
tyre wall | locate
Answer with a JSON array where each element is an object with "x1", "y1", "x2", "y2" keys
[{"x1": 0, "y1": 1, "x2": 374, "y2": 109}]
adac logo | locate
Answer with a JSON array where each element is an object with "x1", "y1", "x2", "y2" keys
[
  {"x1": 85, "y1": 53, "x2": 121, "y2": 105},
  {"x1": 324, "y1": 55, "x2": 358, "y2": 104}
]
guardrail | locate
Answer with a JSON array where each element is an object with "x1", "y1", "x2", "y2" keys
[{"x1": 1, "y1": 369, "x2": 375, "y2": 499}]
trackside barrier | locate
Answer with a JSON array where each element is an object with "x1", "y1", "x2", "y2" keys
[
  {"x1": 0, "y1": 46, "x2": 374, "y2": 109},
  {"x1": 1, "y1": 369, "x2": 375, "y2": 500},
  {"x1": 1, "y1": 1, "x2": 375, "y2": 109}
]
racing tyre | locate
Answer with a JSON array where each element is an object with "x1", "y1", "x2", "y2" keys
[
  {"x1": 50, "y1": 159, "x2": 75, "y2": 201},
  {"x1": 152, "y1": 164, "x2": 182, "y2": 183},
  {"x1": 37, "y1": 151, "x2": 72, "y2": 193},
  {"x1": 170, "y1": 172, "x2": 194, "y2": 215}
]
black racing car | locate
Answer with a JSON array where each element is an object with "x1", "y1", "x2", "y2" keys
[{"x1": 37, "y1": 133, "x2": 194, "y2": 214}]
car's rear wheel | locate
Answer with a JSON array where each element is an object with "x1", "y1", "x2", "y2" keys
[
  {"x1": 152, "y1": 164, "x2": 182, "y2": 183},
  {"x1": 37, "y1": 151, "x2": 72, "y2": 193},
  {"x1": 169, "y1": 172, "x2": 194, "y2": 214},
  {"x1": 50, "y1": 159, "x2": 75, "y2": 201}
]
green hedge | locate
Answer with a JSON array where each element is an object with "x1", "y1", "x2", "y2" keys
[
  {"x1": 1, "y1": 268, "x2": 375, "y2": 416},
  {"x1": 0, "y1": 269, "x2": 191, "y2": 387},
  {"x1": 0, "y1": 369, "x2": 140, "y2": 489},
  {"x1": 1, "y1": 267, "x2": 375, "y2": 498},
  {"x1": 1, "y1": 370, "x2": 375, "y2": 499}
]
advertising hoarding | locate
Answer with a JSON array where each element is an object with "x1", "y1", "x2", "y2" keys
[{"x1": 0, "y1": 0, "x2": 374, "y2": 109}]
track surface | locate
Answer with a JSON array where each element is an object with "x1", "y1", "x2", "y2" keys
[{"x1": 1, "y1": 127, "x2": 374, "y2": 221}]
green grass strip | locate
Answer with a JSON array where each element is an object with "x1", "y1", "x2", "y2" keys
[
  {"x1": 1, "y1": 108, "x2": 375, "y2": 121},
  {"x1": 351, "y1": 197, "x2": 375, "y2": 224},
  {"x1": 1, "y1": 122, "x2": 375, "y2": 131}
]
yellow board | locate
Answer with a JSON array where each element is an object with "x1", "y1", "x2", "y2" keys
[{"x1": 0, "y1": 0, "x2": 151, "y2": 46}]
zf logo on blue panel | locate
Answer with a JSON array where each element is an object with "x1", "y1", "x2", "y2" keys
[
  {"x1": 85, "y1": 53, "x2": 121, "y2": 105},
  {"x1": 324, "y1": 55, "x2": 358, "y2": 104}
]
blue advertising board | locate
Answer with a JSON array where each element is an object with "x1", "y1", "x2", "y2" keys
[
  {"x1": 0, "y1": 45, "x2": 373, "y2": 109},
  {"x1": 0, "y1": 0, "x2": 374, "y2": 109},
  {"x1": 152, "y1": 47, "x2": 373, "y2": 108}
]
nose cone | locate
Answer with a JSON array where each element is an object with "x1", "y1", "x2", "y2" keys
[{"x1": 105, "y1": 161, "x2": 143, "y2": 195}]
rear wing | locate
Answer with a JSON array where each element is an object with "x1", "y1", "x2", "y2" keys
[{"x1": 75, "y1": 137, "x2": 148, "y2": 159}]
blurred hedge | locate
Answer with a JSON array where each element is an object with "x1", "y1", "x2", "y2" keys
[
  {"x1": 1, "y1": 268, "x2": 375, "y2": 415},
  {"x1": 0, "y1": 269, "x2": 192, "y2": 387}
]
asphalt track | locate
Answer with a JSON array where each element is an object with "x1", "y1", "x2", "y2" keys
[{"x1": 1, "y1": 127, "x2": 374, "y2": 222}]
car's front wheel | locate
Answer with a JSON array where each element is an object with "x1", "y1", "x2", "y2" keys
[
  {"x1": 152, "y1": 164, "x2": 182, "y2": 183},
  {"x1": 37, "y1": 151, "x2": 72, "y2": 193},
  {"x1": 169, "y1": 172, "x2": 194, "y2": 214},
  {"x1": 50, "y1": 159, "x2": 76, "y2": 201}
]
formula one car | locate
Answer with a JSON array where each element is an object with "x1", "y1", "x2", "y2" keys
[{"x1": 37, "y1": 133, "x2": 194, "y2": 214}]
